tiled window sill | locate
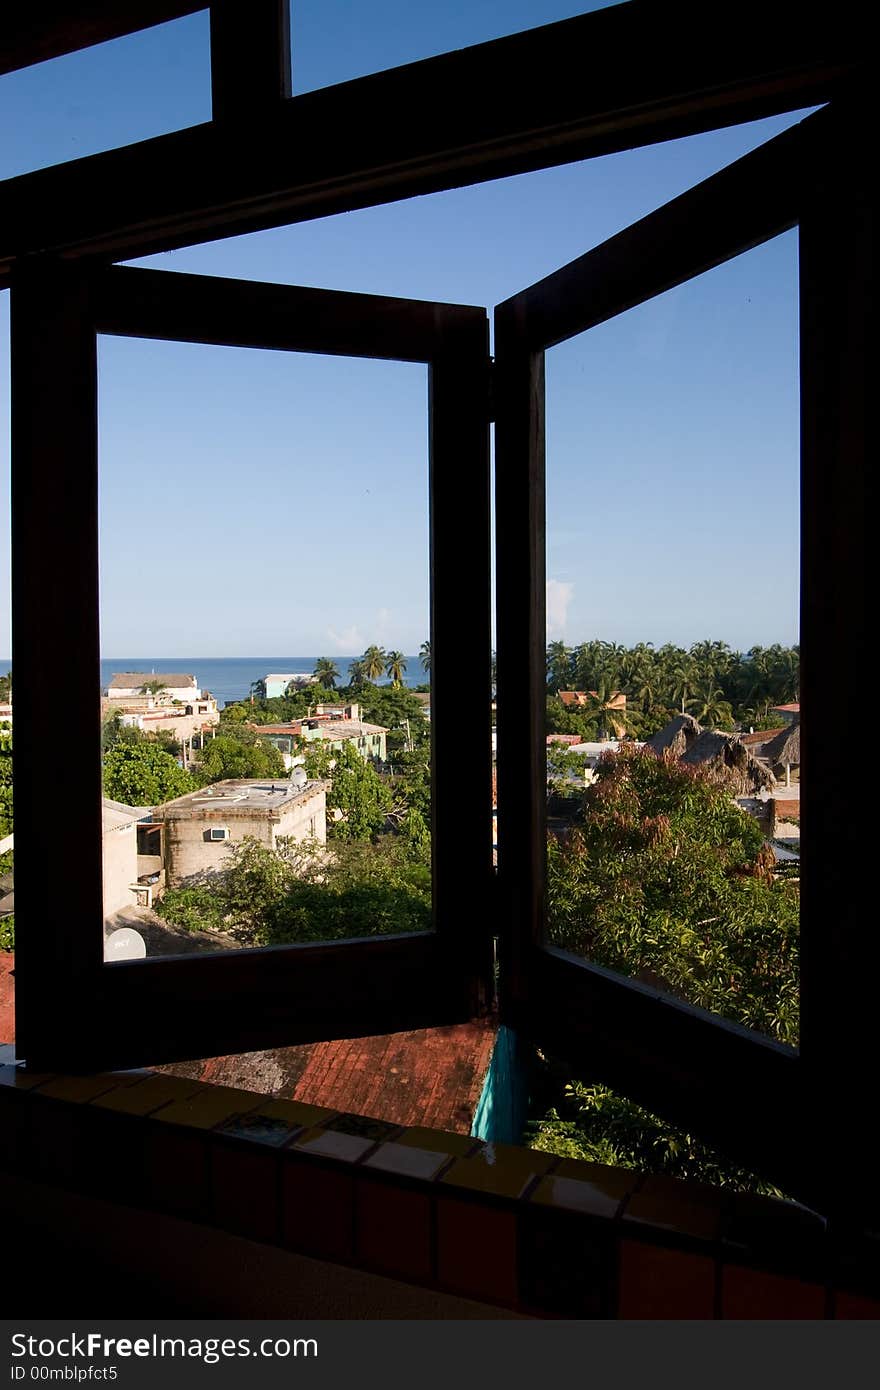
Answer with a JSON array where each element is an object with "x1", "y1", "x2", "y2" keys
[{"x1": 1, "y1": 1048, "x2": 877, "y2": 1319}]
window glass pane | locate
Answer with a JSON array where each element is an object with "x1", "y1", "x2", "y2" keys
[
  {"x1": 99, "y1": 336, "x2": 432, "y2": 959},
  {"x1": 0, "y1": 14, "x2": 210, "y2": 181},
  {"x1": 291, "y1": 0, "x2": 619, "y2": 95},
  {"x1": 544, "y1": 231, "x2": 800, "y2": 1049}
]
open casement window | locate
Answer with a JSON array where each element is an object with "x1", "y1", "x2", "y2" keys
[
  {"x1": 11, "y1": 263, "x2": 493, "y2": 1072},
  {"x1": 494, "y1": 102, "x2": 869, "y2": 1216}
]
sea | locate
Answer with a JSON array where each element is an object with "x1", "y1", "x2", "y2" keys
[{"x1": 97, "y1": 658, "x2": 426, "y2": 709}]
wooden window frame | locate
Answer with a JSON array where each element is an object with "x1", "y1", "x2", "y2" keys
[
  {"x1": 494, "y1": 100, "x2": 869, "y2": 1214},
  {"x1": 3, "y1": 2, "x2": 871, "y2": 1217},
  {"x1": 11, "y1": 261, "x2": 493, "y2": 1072}
]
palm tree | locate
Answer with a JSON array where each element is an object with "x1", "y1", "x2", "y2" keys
[
  {"x1": 419, "y1": 640, "x2": 431, "y2": 674},
  {"x1": 361, "y1": 645, "x2": 387, "y2": 682},
  {"x1": 546, "y1": 640, "x2": 571, "y2": 694},
  {"x1": 585, "y1": 678, "x2": 629, "y2": 741},
  {"x1": 386, "y1": 650, "x2": 406, "y2": 686},
  {"x1": 313, "y1": 657, "x2": 340, "y2": 689},
  {"x1": 347, "y1": 659, "x2": 368, "y2": 688},
  {"x1": 690, "y1": 681, "x2": 734, "y2": 729},
  {"x1": 249, "y1": 678, "x2": 266, "y2": 701}
]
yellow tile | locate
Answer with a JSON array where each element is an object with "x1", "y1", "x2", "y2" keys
[
  {"x1": 91, "y1": 1074, "x2": 206, "y2": 1115},
  {"x1": 440, "y1": 1142, "x2": 556, "y2": 1200},
  {"x1": 32, "y1": 1074, "x2": 133, "y2": 1104},
  {"x1": 151, "y1": 1085, "x2": 264, "y2": 1129},
  {"x1": 395, "y1": 1126, "x2": 480, "y2": 1158}
]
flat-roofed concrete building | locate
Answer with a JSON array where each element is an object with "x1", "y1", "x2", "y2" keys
[{"x1": 153, "y1": 777, "x2": 327, "y2": 888}]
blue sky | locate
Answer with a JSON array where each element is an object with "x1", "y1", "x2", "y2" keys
[{"x1": 0, "y1": 2, "x2": 803, "y2": 659}]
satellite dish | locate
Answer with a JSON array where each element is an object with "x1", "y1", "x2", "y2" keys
[
  {"x1": 104, "y1": 927, "x2": 147, "y2": 962},
  {"x1": 290, "y1": 766, "x2": 308, "y2": 789}
]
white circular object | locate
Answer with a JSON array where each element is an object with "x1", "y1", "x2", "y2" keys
[{"x1": 104, "y1": 927, "x2": 147, "y2": 961}]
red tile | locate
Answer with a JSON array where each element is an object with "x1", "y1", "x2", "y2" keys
[
  {"x1": 436, "y1": 1196, "x2": 518, "y2": 1306},
  {"x1": 144, "y1": 1126, "x2": 208, "y2": 1220},
  {"x1": 834, "y1": 1291, "x2": 880, "y2": 1320},
  {"x1": 722, "y1": 1264, "x2": 825, "y2": 1319},
  {"x1": 618, "y1": 1240, "x2": 716, "y2": 1319},
  {"x1": 355, "y1": 1179, "x2": 432, "y2": 1282},
  {"x1": 281, "y1": 1161, "x2": 354, "y2": 1262},
  {"x1": 210, "y1": 1143, "x2": 280, "y2": 1244}
]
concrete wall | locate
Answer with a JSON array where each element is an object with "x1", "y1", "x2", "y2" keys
[
  {"x1": 102, "y1": 821, "x2": 138, "y2": 917},
  {"x1": 161, "y1": 785, "x2": 326, "y2": 888}
]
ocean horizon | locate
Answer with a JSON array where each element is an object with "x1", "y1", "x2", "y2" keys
[{"x1": 94, "y1": 657, "x2": 427, "y2": 709}]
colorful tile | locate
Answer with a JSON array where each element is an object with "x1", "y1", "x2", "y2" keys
[
  {"x1": 721, "y1": 1263, "x2": 826, "y2": 1319},
  {"x1": 437, "y1": 1196, "x2": 518, "y2": 1306},
  {"x1": 622, "y1": 1174, "x2": 729, "y2": 1244},
  {"x1": 256, "y1": 1097, "x2": 337, "y2": 1131},
  {"x1": 216, "y1": 1111, "x2": 299, "y2": 1147},
  {"x1": 618, "y1": 1239, "x2": 717, "y2": 1319},
  {"x1": 290, "y1": 1125, "x2": 375, "y2": 1163},
  {"x1": 281, "y1": 1162, "x2": 354, "y2": 1260},
  {"x1": 440, "y1": 1142, "x2": 555, "y2": 1200},
  {"x1": 530, "y1": 1161, "x2": 638, "y2": 1221},
  {"x1": 150, "y1": 1085, "x2": 264, "y2": 1130},
  {"x1": 363, "y1": 1141, "x2": 450, "y2": 1182},
  {"x1": 321, "y1": 1112, "x2": 401, "y2": 1143},
  {"x1": 355, "y1": 1180, "x2": 432, "y2": 1281}
]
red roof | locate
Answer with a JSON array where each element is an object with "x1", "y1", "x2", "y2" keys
[{"x1": 772, "y1": 703, "x2": 800, "y2": 713}]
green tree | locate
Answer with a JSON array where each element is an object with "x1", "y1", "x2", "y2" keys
[
  {"x1": 0, "y1": 670, "x2": 11, "y2": 703},
  {"x1": 419, "y1": 640, "x2": 431, "y2": 674},
  {"x1": 547, "y1": 746, "x2": 798, "y2": 1043},
  {"x1": 138, "y1": 679, "x2": 168, "y2": 697},
  {"x1": 361, "y1": 645, "x2": 387, "y2": 682},
  {"x1": 0, "y1": 730, "x2": 13, "y2": 839},
  {"x1": 546, "y1": 640, "x2": 572, "y2": 694},
  {"x1": 197, "y1": 735, "x2": 286, "y2": 783},
  {"x1": 385, "y1": 650, "x2": 406, "y2": 686},
  {"x1": 249, "y1": 678, "x2": 267, "y2": 701},
  {"x1": 326, "y1": 741, "x2": 392, "y2": 839},
  {"x1": 103, "y1": 742, "x2": 198, "y2": 806},
  {"x1": 313, "y1": 657, "x2": 340, "y2": 689}
]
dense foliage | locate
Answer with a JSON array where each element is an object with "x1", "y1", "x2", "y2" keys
[
  {"x1": 103, "y1": 741, "x2": 199, "y2": 806},
  {"x1": 529, "y1": 1076, "x2": 784, "y2": 1195},
  {"x1": 197, "y1": 733, "x2": 286, "y2": 783},
  {"x1": 546, "y1": 638, "x2": 797, "y2": 732},
  {"x1": 0, "y1": 729, "x2": 12, "y2": 840},
  {"x1": 156, "y1": 832, "x2": 431, "y2": 946},
  {"x1": 547, "y1": 746, "x2": 799, "y2": 1043}
]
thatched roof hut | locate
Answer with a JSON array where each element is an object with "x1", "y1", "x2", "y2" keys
[
  {"x1": 761, "y1": 721, "x2": 800, "y2": 772},
  {"x1": 680, "y1": 729, "x2": 776, "y2": 795},
  {"x1": 645, "y1": 713, "x2": 702, "y2": 759}
]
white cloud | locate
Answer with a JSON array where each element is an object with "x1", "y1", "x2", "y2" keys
[
  {"x1": 546, "y1": 579, "x2": 574, "y2": 637},
  {"x1": 326, "y1": 625, "x2": 366, "y2": 653}
]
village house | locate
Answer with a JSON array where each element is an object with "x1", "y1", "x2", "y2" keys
[
  {"x1": 250, "y1": 703, "x2": 388, "y2": 767},
  {"x1": 101, "y1": 797, "x2": 153, "y2": 916},
  {"x1": 105, "y1": 671, "x2": 201, "y2": 703},
  {"x1": 151, "y1": 777, "x2": 327, "y2": 889},
  {"x1": 263, "y1": 672, "x2": 318, "y2": 698}
]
